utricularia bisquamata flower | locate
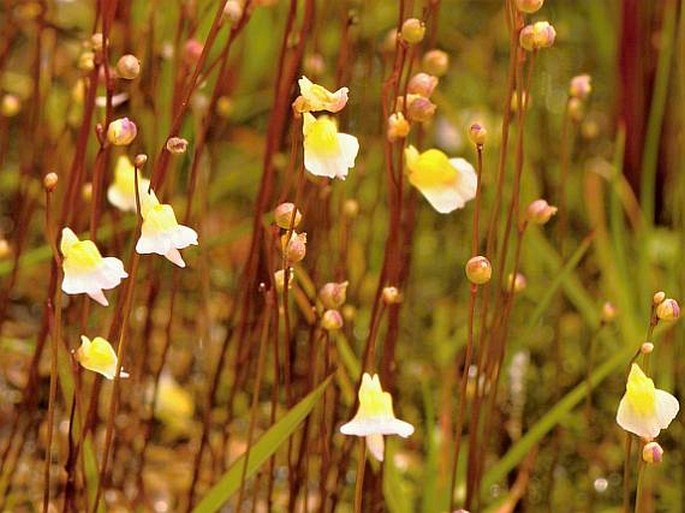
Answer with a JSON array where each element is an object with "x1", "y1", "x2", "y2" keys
[
  {"x1": 107, "y1": 155, "x2": 150, "y2": 212},
  {"x1": 404, "y1": 145, "x2": 477, "y2": 213},
  {"x1": 76, "y1": 335, "x2": 129, "y2": 380},
  {"x1": 294, "y1": 75, "x2": 349, "y2": 113},
  {"x1": 340, "y1": 373, "x2": 414, "y2": 461},
  {"x1": 136, "y1": 190, "x2": 198, "y2": 268},
  {"x1": 616, "y1": 363, "x2": 679, "y2": 440},
  {"x1": 60, "y1": 227, "x2": 127, "y2": 306},
  {"x1": 302, "y1": 113, "x2": 359, "y2": 180}
]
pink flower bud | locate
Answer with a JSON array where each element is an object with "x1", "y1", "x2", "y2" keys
[
  {"x1": 321, "y1": 309, "x2": 344, "y2": 331},
  {"x1": 166, "y1": 136, "x2": 189, "y2": 154},
  {"x1": 107, "y1": 117, "x2": 137, "y2": 146},
  {"x1": 319, "y1": 281, "x2": 349, "y2": 309},
  {"x1": 407, "y1": 96, "x2": 437, "y2": 123},
  {"x1": 601, "y1": 302, "x2": 618, "y2": 323},
  {"x1": 525, "y1": 199, "x2": 558, "y2": 225},
  {"x1": 282, "y1": 231, "x2": 307, "y2": 264},
  {"x1": 569, "y1": 74, "x2": 592, "y2": 100},
  {"x1": 422, "y1": 49, "x2": 449, "y2": 77},
  {"x1": 642, "y1": 441, "x2": 663, "y2": 464},
  {"x1": 407, "y1": 73, "x2": 438, "y2": 98},
  {"x1": 116, "y1": 54, "x2": 141, "y2": 80},
  {"x1": 274, "y1": 203, "x2": 302, "y2": 229},
  {"x1": 515, "y1": 0, "x2": 544, "y2": 13},
  {"x1": 382, "y1": 286, "x2": 402, "y2": 304},
  {"x1": 468, "y1": 123, "x2": 488, "y2": 146},
  {"x1": 656, "y1": 298, "x2": 680, "y2": 321},
  {"x1": 506, "y1": 273, "x2": 527, "y2": 293},
  {"x1": 520, "y1": 21, "x2": 556, "y2": 51},
  {"x1": 183, "y1": 39, "x2": 204, "y2": 66}
]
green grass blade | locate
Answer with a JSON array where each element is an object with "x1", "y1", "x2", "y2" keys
[{"x1": 192, "y1": 375, "x2": 333, "y2": 513}]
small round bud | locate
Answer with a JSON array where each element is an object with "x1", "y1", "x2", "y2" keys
[
  {"x1": 183, "y1": 39, "x2": 204, "y2": 66},
  {"x1": 382, "y1": 286, "x2": 402, "y2": 304},
  {"x1": 319, "y1": 281, "x2": 349, "y2": 309},
  {"x1": 656, "y1": 298, "x2": 680, "y2": 321},
  {"x1": 468, "y1": 123, "x2": 487, "y2": 146},
  {"x1": 642, "y1": 441, "x2": 663, "y2": 464},
  {"x1": 321, "y1": 309, "x2": 344, "y2": 331},
  {"x1": 407, "y1": 96, "x2": 437, "y2": 123},
  {"x1": 303, "y1": 53, "x2": 326, "y2": 76},
  {"x1": 601, "y1": 302, "x2": 618, "y2": 323},
  {"x1": 116, "y1": 54, "x2": 141, "y2": 80},
  {"x1": 641, "y1": 342, "x2": 654, "y2": 354},
  {"x1": 78, "y1": 51, "x2": 95, "y2": 71},
  {"x1": 134, "y1": 154, "x2": 148, "y2": 168},
  {"x1": 90, "y1": 33, "x2": 105, "y2": 52},
  {"x1": 1, "y1": 94, "x2": 21, "y2": 117},
  {"x1": 519, "y1": 21, "x2": 556, "y2": 51},
  {"x1": 274, "y1": 268, "x2": 294, "y2": 293},
  {"x1": 569, "y1": 74, "x2": 592, "y2": 100},
  {"x1": 407, "y1": 72, "x2": 439, "y2": 98},
  {"x1": 223, "y1": 0, "x2": 243, "y2": 24},
  {"x1": 387, "y1": 112, "x2": 411, "y2": 141},
  {"x1": 525, "y1": 199, "x2": 558, "y2": 225},
  {"x1": 401, "y1": 18, "x2": 426, "y2": 45},
  {"x1": 465, "y1": 256, "x2": 492, "y2": 285},
  {"x1": 274, "y1": 202, "x2": 302, "y2": 229},
  {"x1": 567, "y1": 97, "x2": 584, "y2": 122},
  {"x1": 0, "y1": 239, "x2": 10, "y2": 259},
  {"x1": 43, "y1": 172, "x2": 59, "y2": 192},
  {"x1": 515, "y1": 0, "x2": 544, "y2": 13},
  {"x1": 506, "y1": 272, "x2": 527, "y2": 293},
  {"x1": 107, "y1": 117, "x2": 137, "y2": 146},
  {"x1": 281, "y1": 231, "x2": 307, "y2": 264},
  {"x1": 166, "y1": 136, "x2": 189, "y2": 154},
  {"x1": 343, "y1": 199, "x2": 360, "y2": 218},
  {"x1": 422, "y1": 49, "x2": 449, "y2": 77},
  {"x1": 652, "y1": 291, "x2": 666, "y2": 305}
]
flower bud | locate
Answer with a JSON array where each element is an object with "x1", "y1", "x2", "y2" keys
[
  {"x1": 134, "y1": 154, "x2": 148, "y2": 168},
  {"x1": 656, "y1": 298, "x2": 680, "y2": 321},
  {"x1": 387, "y1": 112, "x2": 411, "y2": 141},
  {"x1": 274, "y1": 268, "x2": 294, "y2": 293},
  {"x1": 408, "y1": 73, "x2": 438, "y2": 98},
  {"x1": 166, "y1": 136, "x2": 189, "y2": 154},
  {"x1": 569, "y1": 74, "x2": 592, "y2": 100},
  {"x1": 642, "y1": 441, "x2": 663, "y2": 464},
  {"x1": 652, "y1": 291, "x2": 666, "y2": 305},
  {"x1": 78, "y1": 51, "x2": 95, "y2": 71},
  {"x1": 515, "y1": 0, "x2": 544, "y2": 13},
  {"x1": 401, "y1": 18, "x2": 425, "y2": 45},
  {"x1": 282, "y1": 231, "x2": 307, "y2": 264},
  {"x1": 183, "y1": 39, "x2": 204, "y2": 66},
  {"x1": 422, "y1": 49, "x2": 449, "y2": 77},
  {"x1": 506, "y1": 272, "x2": 527, "y2": 293},
  {"x1": 90, "y1": 33, "x2": 105, "y2": 52},
  {"x1": 304, "y1": 53, "x2": 326, "y2": 76},
  {"x1": 468, "y1": 123, "x2": 487, "y2": 146},
  {"x1": 601, "y1": 302, "x2": 618, "y2": 323},
  {"x1": 641, "y1": 342, "x2": 654, "y2": 354},
  {"x1": 321, "y1": 309, "x2": 344, "y2": 331},
  {"x1": 116, "y1": 54, "x2": 141, "y2": 80},
  {"x1": 107, "y1": 117, "x2": 137, "y2": 146},
  {"x1": 223, "y1": 0, "x2": 243, "y2": 24},
  {"x1": 274, "y1": 202, "x2": 302, "y2": 229},
  {"x1": 319, "y1": 281, "x2": 349, "y2": 309},
  {"x1": 407, "y1": 96, "x2": 437, "y2": 123},
  {"x1": 1, "y1": 94, "x2": 21, "y2": 117},
  {"x1": 519, "y1": 21, "x2": 556, "y2": 51},
  {"x1": 343, "y1": 199, "x2": 360, "y2": 218},
  {"x1": 525, "y1": 199, "x2": 558, "y2": 225},
  {"x1": 567, "y1": 97, "x2": 584, "y2": 122},
  {"x1": 465, "y1": 256, "x2": 492, "y2": 285},
  {"x1": 382, "y1": 286, "x2": 402, "y2": 304},
  {"x1": 0, "y1": 239, "x2": 10, "y2": 259},
  {"x1": 43, "y1": 172, "x2": 59, "y2": 192}
]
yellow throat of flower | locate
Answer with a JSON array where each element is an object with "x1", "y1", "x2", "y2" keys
[
  {"x1": 304, "y1": 114, "x2": 340, "y2": 155},
  {"x1": 357, "y1": 374, "x2": 395, "y2": 420},
  {"x1": 626, "y1": 363, "x2": 656, "y2": 416},
  {"x1": 145, "y1": 204, "x2": 180, "y2": 232},
  {"x1": 65, "y1": 240, "x2": 103, "y2": 270},
  {"x1": 405, "y1": 146, "x2": 457, "y2": 189}
]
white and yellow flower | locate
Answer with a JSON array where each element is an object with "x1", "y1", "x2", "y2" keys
[
  {"x1": 60, "y1": 227, "x2": 128, "y2": 306},
  {"x1": 340, "y1": 373, "x2": 414, "y2": 461},
  {"x1": 404, "y1": 145, "x2": 477, "y2": 213},
  {"x1": 107, "y1": 155, "x2": 150, "y2": 212},
  {"x1": 294, "y1": 75, "x2": 349, "y2": 113},
  {"x1": 136, "y1": 190, "x2": 198, "y2": 268},
  {"x1": 616, "y1": 363, "x2": 679, "y2": 440},
  {"x1": 302, "y1": 113, "x2": 359, "y2": 180},
  {"x1": 76, "y1": 335, "x2": 128, "y2": 380}
]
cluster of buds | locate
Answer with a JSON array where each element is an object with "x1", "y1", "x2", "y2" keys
[
  {"x1": 281, "y1": 231, "x2": 307, "y2": 264},
  {"x1": 519, "y1": 21, "x2": 556, "y2": 51},
  {"x1": 318, "y1": 281, "x2": 349, "y2": 331},
  {"x1": 566, "y1": 74, "x2": 592, "y2": 123},
  {"x1": 653, "y1": 292, "x2": 680, "y2": 322}
]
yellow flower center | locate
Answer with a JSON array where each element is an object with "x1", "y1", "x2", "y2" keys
[
  {"x1": 626, "y1": 364, "x2": 656, "y2": 416},
  {"x1": 145, "y1": 204, "x2": 179, "y2": 233},
  {"x1": 357, "y1": 374, "x2": 395, "y2": 420},
  {"x1": 407, "y1": 149, "x2": 457, "y2": 189},
  {"x1": 65, "y1": 240, "x2": 103, "y2": 271},
  {"x1": 305, "y1": 116, "x2": 340, "y2": 156}
]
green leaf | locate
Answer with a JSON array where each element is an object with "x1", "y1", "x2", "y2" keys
[{"x1": 192, "y1": 375, "x2": 333, "y2": 513}]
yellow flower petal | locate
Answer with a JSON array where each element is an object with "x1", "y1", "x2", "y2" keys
[
  {"x1": 295, "y1": 75, "x2": 349, "y2": 113},
  {"x1": 76, "y1": 335, "x2": 127, "y2": 380}
]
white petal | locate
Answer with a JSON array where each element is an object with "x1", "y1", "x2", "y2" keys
[
  {"x1": 366, "y1": 434, "x2": 385, "y2": 462},
  {"x1": 165, "y1": 247, "x2": 186, "y2": 268},
  {"x1": 418, "y1": 184, "x2": 465, "y2": 213},
  {"x1": 171, "y1": 225, "x2": 198, "y2": 249},
  {"x1": 62, "y1": 272, "x2": 91, "y2": 295},
  {"x1": 87, "y1": 288, "x2": 109, "y2": 307},
  {"x1": 304, "y1": 150, "x2": 339, "y2": 179},
  {"x1": 136, "y1": 233, "x2": 171, "y2": 256},
  {"x1": 616, "y1": 396, "x2": 661, "y2": 440},
  {"x1": 337, "y1": 133, "x2": 359, "y2": 171},
  {"x1": 340, "y1": 417, "x2": 414, "y2": 437},
  {"x1": 107, "y1": 185, "x2": 135, "y2": 212},
  {"x1": 449, "y1": 158, "x2": 478, "y2": 201},
  {"x1": 655, "y1": 389, "x2": 679, "y2": 429}
]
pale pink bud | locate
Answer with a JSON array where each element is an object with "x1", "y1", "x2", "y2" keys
[
  {"x1": 642, "y1": 441, "x2": 663, "y2": 464},
  {"x1": 656, "y1": 298, "x2": 680, "y2": 321},
  {"x1": 321, "y1": 309, "x2": 344, "y2": 331},
  {"x1": 1, "y1": 94, "x2": 21, "y2": 117},
  {"x1": 382, "y1": 286, "x2": 402, "y2": 304},
  {"x1": 422, "y1": 49, "x2": 449, "y2": 77},
  {"x1": 223, "y1": 0, "x2": 243, "y2": 24},
  {"x1": 408, "y1": 73, "x2": 438, "y2": 98},
  {"x1": 569, "y1": 74, "x2": 592, "y2": 100},
  {"x1": 653, "y1": 291, "x2": 666, "y2": 305},
  {"x1": 319, "y1": 281, "x2": 349, "y2": 309},
  {"x1": 116, "y1": 54, "x2": 141, "y2": 80},
  {"x1": 506, "y1": 273, "x2": 527, "y2": 293},
  {"x1": 520, "y1": 22, "x2": 556, "y2": 51},
  {"x1": 525, "y1": 199, "x2": 558, "y2": 225},
  {"x1": 166, "y1": 136, "x2": 189, "y2": 154},
  {"x1": 183, "y1": 39, "x2": 204, "y2": 66},
  {"x1": 641, "y1": 342, "x2": 654, "y2": 354},
  {"x1": 465, "y1": 256, "x2": 492, "y2": 285},
  {"x1": 274, "y1": 202, "x2": 302, "y2": 229},
  {"x1": 515, "y1": 0, "x2": 544, "y2": 13},
  {"x1": 601, "y1": 302, "x2": 618, "y2": 323},
  {"x1": 468, "y1": 123, "x2": 488, "y2": 146},
  {"x1": 43, "y1": 172, "x2": 59, "y2": 192},
  {"x1": 407, "y1": 96, "x2": 437, "y2": 123},
  {"x1": 107, "y1": 117, "x2": 137, "y2": 146},
  {"x1": 282, "y1": 231, "x2": 307, "y2": 264}
]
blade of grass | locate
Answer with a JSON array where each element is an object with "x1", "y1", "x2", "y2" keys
[{"x1": 191, "y1": 375, "x2": 332, "y2": 513}]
